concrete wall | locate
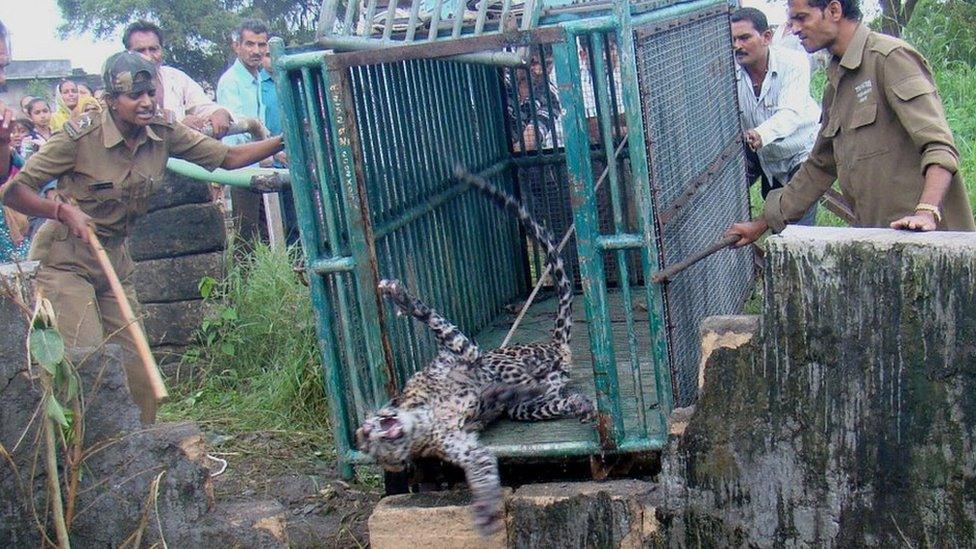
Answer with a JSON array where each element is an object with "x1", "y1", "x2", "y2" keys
[{"x1": 661, "y1": 227, "x2": 976, "y2": 546}]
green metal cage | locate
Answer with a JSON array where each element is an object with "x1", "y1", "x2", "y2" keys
[{"x1": 272, "y1": 0, "x2": 751, "y2": 479}]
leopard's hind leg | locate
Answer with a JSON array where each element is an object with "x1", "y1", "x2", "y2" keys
[
  {"x1": 508, "y1": 390, "x2": 595, "y2": 422},
  {"x1": 465, "y1": 382, "x2": 543, "y2": 431}
]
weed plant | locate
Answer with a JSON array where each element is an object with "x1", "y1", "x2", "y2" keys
[{"x1": 159, "y1": 243, "x2": 332, "y2": 451}]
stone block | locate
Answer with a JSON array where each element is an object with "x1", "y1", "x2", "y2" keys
[
  {"x1": 1, "y1": 344, "x2": 215, "y2": 546},
  {"x1": 143, "y1": 299, "x2": 211, "y2": 347},
  {"x1": 508, "y1": 481, "x2": 661, "y2": 549},
  {"x1": 186, "y1": 500, "x2": 289, "y2": 548},
  {"x1": 130, "y1": 203, "x2": 226, "y2": 261},
  {"x1": 133, "y1": 251, "x2": 224, "y2": 303},
  {"x1": 148, "y1": 171, "x2": 214, "y2": 212},
  {"x1": 368, "y1": 489, "x2": 508, "y2": 549},
  {"x1": 0, "y1": 262, "x2": 36, "y2": 371},
  {"x1": 661, "y1": 227, "x2": 976, "y2": 546}
]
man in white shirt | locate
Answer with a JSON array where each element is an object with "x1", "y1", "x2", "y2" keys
[
  {"x1": 732, "y1": 7, "x2": 820, "y2": 225},
  {"x1": 123, "y1": 20, "x2": 232, "y2": 138}
]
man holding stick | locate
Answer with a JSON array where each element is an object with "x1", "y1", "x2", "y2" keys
[
  {"x1": 0, "y1": 51, "x2": 283, "y2": 422},
  {"x1": 726, "y1": 0, "x2": 974, "y2": 245}
]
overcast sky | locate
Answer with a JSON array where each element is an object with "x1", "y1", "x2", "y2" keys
[{"x1": 0, "y1": 0, "x2": 119, "y2": 75}]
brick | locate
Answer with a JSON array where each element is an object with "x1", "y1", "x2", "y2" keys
[
  {"x1": 369, "y1": 489, "x2": 508, "y2": 549},
  {"x1": 148, "y1": 171, "x2": 214, "y2": 212},
  {"x1": 133, "y1": 251, "x2": 224, "y2": 303},
  {"x1": 130, "y1": 203, "x2": 226, "y2": 261},
  {"x1": 142, "y1": 299, "x2": 211, "y2": 347},
  {"x1": 508, "y1": 481, "x2": 661, "y2": 549}
]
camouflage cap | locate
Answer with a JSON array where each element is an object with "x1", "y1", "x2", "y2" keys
[{"x1": 102, "y1": 51, "x2": 156, "y2": 95}]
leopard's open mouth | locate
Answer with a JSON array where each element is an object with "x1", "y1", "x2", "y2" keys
[{"x1": 379, "y1": 416, "x2": 403, "y2": 438}]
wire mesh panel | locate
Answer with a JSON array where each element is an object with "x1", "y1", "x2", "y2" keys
[
  {"x1": 503, "y1": 38, "x2": 641, "y2": 289},
  {"x1": 634, "y1": 6, "x2": 753, "y2": 405}
]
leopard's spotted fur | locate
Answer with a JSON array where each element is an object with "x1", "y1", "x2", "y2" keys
[{"x1": 355, "y1": 173, "x2": 595, "y2": 536}]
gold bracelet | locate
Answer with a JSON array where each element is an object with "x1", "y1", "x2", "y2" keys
[
  {"x1": 914, "y1": 202, "x2": 942, "y2": 223},
  {"x1": 53, "y1": 202, "x2": 62, "y2": 222}
]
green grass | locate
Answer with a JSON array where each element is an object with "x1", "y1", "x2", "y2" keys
[
  {"x1": 159, "y1": 243, "x2": 333, "y2": 452},
  {"x1": 934, "y1": 62, "x2": 976, "y2": 206}
]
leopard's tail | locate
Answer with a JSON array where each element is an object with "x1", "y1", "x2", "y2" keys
[{"x1": 455, "y1": 166, "x2": 572, "y2": 346}]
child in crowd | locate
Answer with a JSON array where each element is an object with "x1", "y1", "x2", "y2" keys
[
  {"x1": 19, "y1": 95, "x2": 34, "y2": 117},
  {"x1": 26, "y1": 99, "x2": 53, "y2": 143},
  {"x1": 10, "y1": 119, "x2": 30, "y2": 152},
  {"x1": 12, "y1": 119, "x2": 43, "y2": 158}
]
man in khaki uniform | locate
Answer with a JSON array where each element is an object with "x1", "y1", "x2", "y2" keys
[
  {"x1": 727, "y1": 0, "x2": 975, "y2": 246},
  {"x1": 0, "y1": 51, "x2": 284, "y2": 422}
]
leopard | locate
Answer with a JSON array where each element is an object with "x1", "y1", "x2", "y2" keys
[{"x1": 355, "y1": 171, "x2": 596, "y2": 536}]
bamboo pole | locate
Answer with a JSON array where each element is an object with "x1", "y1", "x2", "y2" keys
[{"x1": 85, "y1": 228, "x2": 168, "y2": 400}]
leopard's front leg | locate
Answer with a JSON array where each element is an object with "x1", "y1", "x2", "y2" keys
[{"x1": 440, "y1": 431, "x2": 503, "y2": 537}]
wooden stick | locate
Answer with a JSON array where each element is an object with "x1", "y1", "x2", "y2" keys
[
  {"x1": 821, "y1": 187, "x2": 857, "y2": 225},
  {"x1": 86, "y1": 228, "x2": 168, "y2": 400},
  {"x1": 651, "y1": 234, "x2": 740, "y2": 284}
]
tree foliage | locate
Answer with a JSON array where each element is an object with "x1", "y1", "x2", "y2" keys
[
  {"x1": 901, "y1": 0, "x2": 976, "y2": 66},
  {"x1": 877, "y1": 0, "x2": 921, "y2": 37},
  {"x1": 55, "y1": 0, "x2": 319, "y2": 84}
]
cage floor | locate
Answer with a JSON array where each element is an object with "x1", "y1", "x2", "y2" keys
[{"x1": 474, "y1": 288, "x2": 666, "y2": 456}]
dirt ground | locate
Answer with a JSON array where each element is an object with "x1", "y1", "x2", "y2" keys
[{"x1": 205, "y1": 430, "x2": 382, "y2": 548}]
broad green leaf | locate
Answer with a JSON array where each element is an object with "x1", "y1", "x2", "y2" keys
[
  {"x1": 46, "y1": 396, "x2": 69, "y2": 427},
  {"x1": 199, "y1": 276, "x2": 216, "y2": 299},
  {"x1": 65, "y1": 374, "x2": 80, "y2": 401},
  {"x1": 29, "y1": 329, "x2": 65, "y2": 372},
  {"x1": 220, "y1": 307, "x2": 238, "y2": 321},
  {"x1": 221, "y1": 342, "x2": 236, "y2": 357}
]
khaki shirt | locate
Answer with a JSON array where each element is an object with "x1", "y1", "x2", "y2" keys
[
  {"x1": 765, "y1": 24, "x2": 976, "y2": 232},
  {"x1": 0, "y1": 110, "x2": 230, "y2": 238}
]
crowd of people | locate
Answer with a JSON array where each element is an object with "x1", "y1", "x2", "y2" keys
[
  {"x1": 0, "y1": 17, "x2": 295, "y2": 265},
  {"x1": 1, "y1": 77, "x2": 108, "y2": 261},
  {"x1": 0, "y1": 16, "x2": 286, "y2": 422}
]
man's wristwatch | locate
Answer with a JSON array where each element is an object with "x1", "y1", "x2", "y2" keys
[{"x1": 914, "y1": 202, "x2": 942, "y2": 224}]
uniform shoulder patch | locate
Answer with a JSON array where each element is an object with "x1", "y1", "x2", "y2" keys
[
  {"x1": 62, "y1": 114, "x2": 101, "y2": 140},
  {"x1": 151, "y1": 109, "x2": 178, "y2": 126},
  {"x1": 869, "y1": 32, "x2": 910, "y2": 56}
]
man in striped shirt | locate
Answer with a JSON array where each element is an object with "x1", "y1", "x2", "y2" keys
[{"x1": 732, "y1": 7, "x2": 821, "y2": 225}]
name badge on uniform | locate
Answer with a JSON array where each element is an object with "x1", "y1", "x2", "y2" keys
[
  {"x1": 90, "y1": 181, "x2": 114, "y2": 191},
  {"x1": 854, "y1": 80, "x2": 873, "y2": 103}
]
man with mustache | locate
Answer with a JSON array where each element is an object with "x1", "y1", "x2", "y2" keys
[
  {"x1": 732, "y1": 7, "x2": 821, "y2": 226},
  {"x1": 726, "y1": 0, "x2": 975, "y2": 245},
  {"x1": 217, "y1": 19, "x2": 275, "y2": 243},
  {"x1": 123, "y1": 20, "x2": 233, "y2": 139}
]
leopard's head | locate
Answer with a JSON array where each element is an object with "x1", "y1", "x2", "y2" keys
[{"x1": 354, "y1": 406, "x2": 423, "y2": 471}]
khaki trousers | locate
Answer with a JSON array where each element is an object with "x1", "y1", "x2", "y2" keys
[{"x1": 29, "y1": 221, "x2": 157, "y2": 423}]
